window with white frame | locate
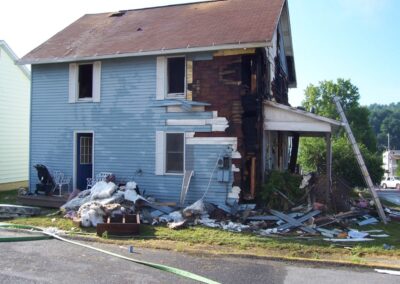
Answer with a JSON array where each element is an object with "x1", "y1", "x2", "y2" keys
[
  {"x1": 69, "y1": 61, "x2": 101, "y2": 103},
  {"x1": 165, "y1": 133, "x2": 184, "y2": 173}
]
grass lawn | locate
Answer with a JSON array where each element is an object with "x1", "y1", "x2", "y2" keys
[
  {"x1": 2, "y1": 189, "x2": 400, "y2": 267},
  {"x1": 0, "y1": 189, "x2": 19, "y2": 204}
]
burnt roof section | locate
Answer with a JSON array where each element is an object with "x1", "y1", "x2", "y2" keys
[{"x1": 21, "y1": 0, "x2": 285, "y2": 64}]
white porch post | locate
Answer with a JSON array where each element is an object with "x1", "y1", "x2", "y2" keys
[{"x1": 325, "y1": 132, "x2": 332, "y2": 206}]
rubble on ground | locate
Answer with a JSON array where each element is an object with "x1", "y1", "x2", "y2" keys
[{"x1": 52, "y1": 174, "x2": 399, "y2": 241}]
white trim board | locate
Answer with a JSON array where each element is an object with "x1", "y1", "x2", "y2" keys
[
  {"x1": 19, "y1": 42, "x2": 272, "y2": 65},
  {"x1": 166, "y1": 116, "x2": 228, "y2": 132},
  {"x1": 186, "y1": 137, "x2": 237, "y2": 149},
  {"x1": 0, "y1": 40, "x2": 30, "y2": 78}
]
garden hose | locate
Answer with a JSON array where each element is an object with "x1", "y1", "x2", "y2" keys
[
  {"x1": 0, "y1": 223, "x2": 220, "y2": 284},
  {"x1": 0, "y1": 223, "x2": 52, "y2": 242}
]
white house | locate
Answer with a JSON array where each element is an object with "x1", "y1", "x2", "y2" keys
[
  {"x1": 383, "y1": 150, "x2": 400, "y2": 177},
  {"x1": 0, "y1": 40, "x2": 31, "y2": 191}
]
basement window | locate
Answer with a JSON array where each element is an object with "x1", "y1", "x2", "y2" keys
[
  {"x1": 78, "y1": 64, "x2": 93, "y2": 99},
  {"x1": 167, "y1": 57, "x2": 185, "y2": 97},
  {"x1": 165, "y1": 133, "x2": 184, "y2": 174}
]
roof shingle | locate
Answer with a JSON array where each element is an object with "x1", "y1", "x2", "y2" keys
[{"x1": 21, "y1": 0, "x2": 285, "y2": 64}]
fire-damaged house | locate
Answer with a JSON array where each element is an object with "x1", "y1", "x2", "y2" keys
[{"x1": 20, "y1": 0, "x2": 340, "y2": 207}]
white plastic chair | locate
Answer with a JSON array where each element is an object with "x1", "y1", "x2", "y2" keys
[
  {"x1": 53, "y1": 171, "x2": 71, "y2": 196},
  {"x1": 86, "y1": 172, "x2": 113, "y2": 189}
]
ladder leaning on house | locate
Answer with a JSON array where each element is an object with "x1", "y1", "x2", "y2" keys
[{"x1": 333, "y1": 96, "x2": 387, "y2": 224}]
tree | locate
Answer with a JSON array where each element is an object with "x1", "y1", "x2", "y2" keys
[
  {"x1": 298, "y1": 79, "x2": 383, "y2": 187},
  {"x1": 368, "y1": 104, "x2": 400, "y2": 151}
]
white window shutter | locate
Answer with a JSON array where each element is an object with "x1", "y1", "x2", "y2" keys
[
  {"x1": 68, "y1": 63, "x2": 77, "y2": 103},
  {"x1": 155, "y1": 131, "x2": 165, "y2": 175},
  {"x1": 156, "y1": 56, "x2": 166, "y2": 100},
  {"x1": 92, "y1": 61, "x2": 101, "y2": 102}
]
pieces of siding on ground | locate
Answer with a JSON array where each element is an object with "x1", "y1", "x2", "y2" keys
[
  {"x1": 374, "y1": 269, "x2": 400, "y2": 276},
  {"x1": 0, "y1": 204, "x2": 42, "y2": 218},
  {"x1": 323, "y1": 238, "x2": 374, "y2": 242},
  {"x1": 358, "y1": 216, "x2": 379, "y2": 226},
  {"x1": 270, "y1": 209, "x2": 319, "y2": 234}
]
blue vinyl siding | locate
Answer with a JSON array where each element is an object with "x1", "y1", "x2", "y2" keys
[{"x1": 30, "y1": 56, "x2": 232, "y2": 205}]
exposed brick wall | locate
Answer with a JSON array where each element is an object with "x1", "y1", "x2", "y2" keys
[
  {"x1": 192, "y1": 55, "x2": 244, "y2": 142},
  {"x1": 192, "y1": 55, "x2": 247, "y2": 187}
]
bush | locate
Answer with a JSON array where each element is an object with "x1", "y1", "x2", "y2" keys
[
  {"x1": 298, "y1": 137, "x2": 384, "y2": 188},
  {"x1": 260, "y1": 171, "x2": 303, "y2": 210}
]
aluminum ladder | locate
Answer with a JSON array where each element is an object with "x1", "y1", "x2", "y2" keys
[{"x1": 333, "y1": 96, "x2": 387, "y2": 224}]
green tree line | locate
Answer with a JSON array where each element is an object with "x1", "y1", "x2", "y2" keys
[{"x1": 368, "y1": 102, "x2": 400, "y2": 151}]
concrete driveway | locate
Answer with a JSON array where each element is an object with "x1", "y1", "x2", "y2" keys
[{"x1": 0, "y1": 236, "x2": 399, "y2": 284}]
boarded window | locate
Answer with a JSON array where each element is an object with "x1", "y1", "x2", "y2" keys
[
  {"x1": 78, "y1": 64, "x2": 93, "y2": 99},
  {"x1": 167, "y1": 57, "x2": 185, "y2": 95},
  {"x1": 80, "y1": 136, "x2": 93, "y2": 165},
  {"x1": 166, "y1": 133, "x2": 184, "y2": 173}
]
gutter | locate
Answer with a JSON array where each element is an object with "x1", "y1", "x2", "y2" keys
[{"x1": 18, "y1": 41, "x2": 272, "y2": 65}]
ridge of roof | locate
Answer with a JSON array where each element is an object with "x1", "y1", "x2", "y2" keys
[{"x1": 121, "y1": 0, "x2": 226, "y2": 13}]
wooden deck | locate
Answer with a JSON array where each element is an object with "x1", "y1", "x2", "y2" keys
[{"x1": 17, "y1": 195, "x2": 68, "y2": 208}]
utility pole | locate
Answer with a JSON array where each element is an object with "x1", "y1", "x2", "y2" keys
[{"x1": 333, "y1": 96, "x2": 387, "y2": 224}]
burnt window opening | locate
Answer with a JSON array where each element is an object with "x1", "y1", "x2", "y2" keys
[
  {"x1": 165, "y1": 133, "x2": 184, "y2": 173},
  {"x1": 78, "y1": 64, "x2": 93, "y2": 99},
  {"x1": 167, "y1": 57, "x2": 185, "y2": 95}
]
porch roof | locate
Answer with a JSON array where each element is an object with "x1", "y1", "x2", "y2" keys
[{"x1": 263, "y1": 101, "x2": 341, "y2": 135}]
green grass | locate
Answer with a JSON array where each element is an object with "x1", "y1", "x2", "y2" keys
[
  {"x1": 6, "y1": 213, "x2": 400, "y2": 265},
  {"x1": 2, "y1": 187, "x2": 400, "y2": 266},
  {"x1": 0, "y1": 189, "x2": 18, "y2": 204}
]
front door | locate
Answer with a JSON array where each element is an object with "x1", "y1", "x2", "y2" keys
[{"x1": 76, "y1": 133, "x2": 93, "y2": 190}]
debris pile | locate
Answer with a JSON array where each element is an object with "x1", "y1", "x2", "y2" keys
[{"x1": 51, "y1": 173, "x2": 400, "y2": 241}]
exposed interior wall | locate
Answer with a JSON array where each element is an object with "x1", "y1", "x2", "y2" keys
[{"x1": 191, "y1": 50, "x2": 269, "y2": 198}]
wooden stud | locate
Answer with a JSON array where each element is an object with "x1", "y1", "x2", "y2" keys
[{"x1": 250, "y1": 157, "x2": 256, "y2": 198}]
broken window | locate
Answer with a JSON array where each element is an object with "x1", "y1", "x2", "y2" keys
[
  {"x1": 78, "y1": 64, "x2": 93, "y2": 99},
  {"x1": 167, "y1": 57, "x2": 185, "y2": 96},
  {"x1": 165, "y1": 133, "x2": 184, "y2": 173}
]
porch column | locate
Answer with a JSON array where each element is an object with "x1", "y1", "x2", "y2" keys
[{"x1": 325, "y1": 133, "x2": 332, "y2": 207}]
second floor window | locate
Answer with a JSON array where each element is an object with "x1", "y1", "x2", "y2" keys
[
  {"x1": 167, "y1": 57, "x2": 185, "y2": 96},
  {"x1": 78, "y1": 64, "x2": 93, "y2": 99}
]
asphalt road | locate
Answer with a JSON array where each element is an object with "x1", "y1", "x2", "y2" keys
[
  {"x1": 0, "y1": 234, "x2": 399, "y2": 284},
  {"x1": 377, "y1": 189, "x2": 400, "y2": 205}
]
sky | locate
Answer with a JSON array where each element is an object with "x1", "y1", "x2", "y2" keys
[{"x1": 0, "y1": 0, "x2": 399, "y2": 107}]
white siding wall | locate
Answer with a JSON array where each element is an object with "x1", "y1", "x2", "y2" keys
[{"x1": 0, "y1": 45, "x2": 30, "y2": 184}]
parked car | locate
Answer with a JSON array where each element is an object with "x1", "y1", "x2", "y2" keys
[{"x1": 380, "y1": 176, "x2": 400, "y2": 189}]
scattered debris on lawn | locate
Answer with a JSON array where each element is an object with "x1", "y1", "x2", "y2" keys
[{"x1": 10, "y1": 171, "x2": 400, "y2": 241}]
